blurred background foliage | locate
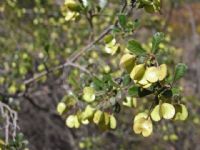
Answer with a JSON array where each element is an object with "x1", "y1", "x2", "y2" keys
[{"x1": 0, "y1": 0, "x2": 200, "y2": 149}]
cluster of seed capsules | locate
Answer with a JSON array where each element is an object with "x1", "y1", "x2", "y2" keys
[
  {"x1": 61, "y1": 0, "x2": 81, "y2": 21},
  {"x1": 120, "y1": 53, "x2": 188, "y2": 137},
  {"x1": 57, "y1": 87, "x2": 117, "y2": 130}
]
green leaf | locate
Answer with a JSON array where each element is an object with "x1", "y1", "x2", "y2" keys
[
  {"x1": 174, "y1": 63, "x2": 188, "y2": 82},
  {"x1": 102, "y1": 74, "x2": 118, "y2": 88},
  {"x1": 132, "y1": 19, "x2": 140, "y2": 29},
  {"x1": 123, "y1": 74, "x2": 131, "y2": 86},
  {"x1": 128, "y1": 86, "x2": 139, "y2": 97},
  {"x1": 152, "y1": 32, "x2": 165, "y2": 54},
  {"x1": 112, "y1": 27, "x2": 122, "y2": 33},
  {"x1": 92, "y1": 77, "x2": 105, "y2": 90},
  {"x1": 171, "y1": 87, "x2": 181, "y2": 96},
  {"x1": 127, "y1": 40, "x2": 146, "y2": 55},
  {"x1": 118, "y1": 14, "x2": 127, "y2": 29}
]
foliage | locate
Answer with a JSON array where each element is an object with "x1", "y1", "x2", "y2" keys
[
  {"x1": 0, "y1": 0, "x2": 196, "y2": 149},
  {"x1": 54, "y1": 0, "x2": 188, "y2": 138}
]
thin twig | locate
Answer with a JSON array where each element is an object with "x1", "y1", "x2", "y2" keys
[
  {"x1": 68, "y1": 25, "x2": 114, "y2": 62},
  {"x1": 23, "y1": 0, "x2": 130, "y2": 86},
  {"x1": 24, "y1": 62, "x2": 92, "y2": 85}
]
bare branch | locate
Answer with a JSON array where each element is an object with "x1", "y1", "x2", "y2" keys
[
  {"x1": 24, "y1": 62, "x2": 92, "y2": 85},
  {"x1": 0, "y1": 101, "x2": 18, "y2": 144}
]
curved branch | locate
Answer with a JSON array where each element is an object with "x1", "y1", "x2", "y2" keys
[{"x1": 23, "y1": 1, "x2": 130, "y2": 86}]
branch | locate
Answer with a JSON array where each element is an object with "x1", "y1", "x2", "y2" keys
[
  {"x1": 67, "y1": 62, "x2": 91, "y2": 75},
  {"x1": 68, "y1": 25, "x2": 114, "y2": 62},
  {"x1": 23, "y1": 1, "x2": 130, "y2": 85},
  {"x1": 24, "y1": 62, "x2": 92, "y2": 85},
  {"x1": 121, "y1": 0, "x2": 128, "y2": 13},
  {"x1": 0, "y1": 101, "x2": 18, "y2": 144}
]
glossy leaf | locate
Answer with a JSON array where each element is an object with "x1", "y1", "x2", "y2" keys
[
  {"x1": 118, "y1": 14, "x2": 127, "y2": 29},
  {"x1": 128, "y1": 86, "x2": 139, "y2": 97},
  {"x1": 174, "y1": 63, "x2": 188, "y2": 82},
  {"x1": 127, "y1": 40, "x2": 146, "y2": 55},
  {"x1": 152, "y1": 32, "x2": 165, "y2": 54}
]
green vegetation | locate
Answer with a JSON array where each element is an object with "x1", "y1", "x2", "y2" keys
[{"x1": 0, "y1": 0, "x2": 199, "y2": 149}]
